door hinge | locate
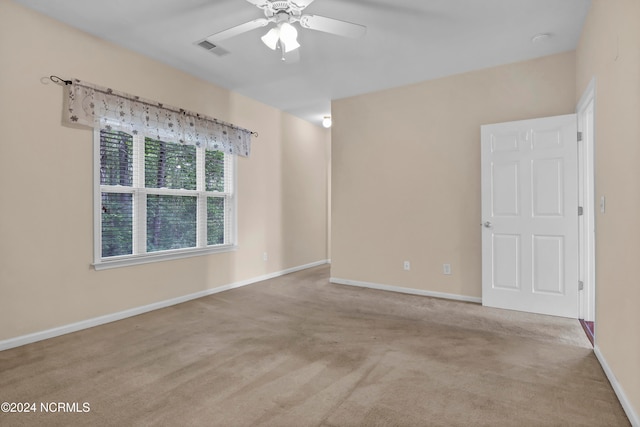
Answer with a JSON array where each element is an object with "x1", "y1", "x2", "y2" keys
[
  {"x1": 577, "y1": 131, "x2": 583, "y2": 142},
  {"x1": 579, "y1": 281, "x2": 584, "y2": 291},
  {"x1": 578, "y1": 206, "x2": 584, "y2": 216}
]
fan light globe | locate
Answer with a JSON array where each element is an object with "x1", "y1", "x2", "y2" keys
[
  {"x1": 279, "y1": 22, "x2": 299, "y2": 50},
  {"x1": 262, "y1": 22, "x2": 300, "y2": 53},
  {"x1": 261, "y1": 27, "x2": 280, "y2": 50},
  {"x1": 283, "y1": 37, "x2": 300, "y2": 53}
]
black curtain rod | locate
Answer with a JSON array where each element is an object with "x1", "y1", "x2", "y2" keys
[{"x1": 50, "y1": 75, "x2": 72, "y2": 85}]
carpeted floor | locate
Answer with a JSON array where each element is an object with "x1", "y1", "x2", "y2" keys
[{"x1": 0, "y1": 265, "x2": 630, "y2": 426}]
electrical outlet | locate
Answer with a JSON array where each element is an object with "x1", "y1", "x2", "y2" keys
[
  {"x1": 263, "y1": 252, "x2": 268, "y2": 262},
  {"x1": 443, "y1": 263, "x2": 452, "y2": 275},
  {"x1": 403, "y1": 261, "x2": 410, "y2": 271}
]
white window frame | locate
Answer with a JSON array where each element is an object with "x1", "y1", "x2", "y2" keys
[{"x1": 92, "y1": 129, "x2": 237, "y2": 270}]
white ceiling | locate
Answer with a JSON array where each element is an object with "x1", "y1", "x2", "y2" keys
[{"x1": 15, "y1": 0, "x2": 591, "y2": 127}]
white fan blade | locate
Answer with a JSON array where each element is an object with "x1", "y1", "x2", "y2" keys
[
  {"x1": 291, "y1": 0, "x2": 316, "y2": 8},
  {"x1": 205, "y1": 18, "x2": 270, "y2": 43},
  {"x1": 299, "y1": 15, "x2": 366, "y2": 38},
  {"x1": 245, "y1": 0, "x2": 270, "y2": 7}
]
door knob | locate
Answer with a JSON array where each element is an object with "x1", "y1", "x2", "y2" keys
[{"x1": 483, "y1": 221, "x2": 493, "y2": 228}]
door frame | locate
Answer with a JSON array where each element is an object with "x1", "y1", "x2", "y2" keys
[{"x1": 576, "y1": 78, "x2": 597, "y2": 324}]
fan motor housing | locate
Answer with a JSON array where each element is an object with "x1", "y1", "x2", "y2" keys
[
  {"x1": 271, "y1": 1, "x2": 291, "y2": 10},
  {"x1": 263, "y1": 1, "x2": 303, "y2": 19}
]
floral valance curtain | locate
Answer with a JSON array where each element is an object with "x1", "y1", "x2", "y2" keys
[{"x1": 63, "y1": 78, "x2": 252, "y2": 157}]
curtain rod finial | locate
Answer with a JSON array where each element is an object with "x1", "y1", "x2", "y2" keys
[{"x1": 50, "y1": 75, "x2": 72, "y2": 86}]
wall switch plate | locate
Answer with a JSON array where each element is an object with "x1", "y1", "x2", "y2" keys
[
  {"x1": 443, "y1": 264, "x2": 452, "y2": 275},
  {"x1": 263, "y1": 252, "x2": 268, "y2": 262},
  {"x1": 403, "y1": 261, "x2": 410, "y2": 271},
  {"x1": 600, "y1": 196, "x2": 606, "y2": 213}
]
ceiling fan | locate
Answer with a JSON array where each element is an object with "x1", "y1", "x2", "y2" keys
[{"x1": 199, "y1": 0, "x2": 366, "y2": 60}]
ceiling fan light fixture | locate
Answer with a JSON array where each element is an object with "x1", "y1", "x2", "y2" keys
[
  {"x1": 282, "y1": 38, "x2": 300, "y2": 53},
  {"x1": 203, "y1": 0, "x2": 367, "y2": 60},
  {"x1": 279, "y1": 22, "x2": 300, "y2": 52},
  {"x1": 261, "y1": 27, "x2": 280, "y2": 50}
]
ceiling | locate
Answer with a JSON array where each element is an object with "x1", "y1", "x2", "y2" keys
[{"x1": 15, "y1": 0, "x2": 591, "y2": 127}]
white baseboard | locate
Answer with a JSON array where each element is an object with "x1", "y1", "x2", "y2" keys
[
  {"x1": 330, "y1": 277, "x2": 482, "y2": 304},
  {"x1": 594, "y1": 345, "x2": 640, "y2": 427},
  {"x1": 0, "y1": 260, "x2": 329, "y2": 352}
]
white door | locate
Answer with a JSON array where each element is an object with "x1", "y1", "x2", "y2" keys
[{"x1": 481, "y1": 114, "x2": 579, "y2": 318}]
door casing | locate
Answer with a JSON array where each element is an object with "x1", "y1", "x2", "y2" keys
[{"x1": 576, "y1": 78, "x2": 597, "y2": 323}]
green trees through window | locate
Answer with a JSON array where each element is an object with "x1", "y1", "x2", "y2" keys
[
  {"x1": 100, "y1": 131, "x2": 134, "y2": 257},
  {"x1": 98, "y1": 129, "x2": 233, "y2": 261}
]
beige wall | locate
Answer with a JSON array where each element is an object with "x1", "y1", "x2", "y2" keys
[
  {"x1": 2, "y1": 0, "x2": 637, "y2": 419},
  {"x1": 576, "y1": 0, "x2": 640, "y2": 417},
  {"x1": 0, "y1": 0, "x2": 329, "y2": 341},
  {"x1": 331, "y1": 52, "x2": 576, "y2": 298}
]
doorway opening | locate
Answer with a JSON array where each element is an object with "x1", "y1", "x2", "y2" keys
[{"x1": 577, "y1": 78, "x2": 596, "y2": 346}]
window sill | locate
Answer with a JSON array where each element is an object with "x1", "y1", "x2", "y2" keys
[{"x1": 93, "y1": 245, "x2": 237, "y2": 270}]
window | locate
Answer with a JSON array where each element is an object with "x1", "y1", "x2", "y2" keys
[{"x1": 94, "y1": 128, "x2": 236, "y2": 269}]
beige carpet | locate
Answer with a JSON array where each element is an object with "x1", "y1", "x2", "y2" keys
[{"x1": 0, "y1": 265, "x2": 630, "y2": 426}]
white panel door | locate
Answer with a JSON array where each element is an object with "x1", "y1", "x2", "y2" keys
[{"x1": 481, "y1": 114, "x2": 578, "y2": 318}]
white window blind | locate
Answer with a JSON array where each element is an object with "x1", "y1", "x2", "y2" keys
[{"x1": 95, "y1": 128, "x2": 236, "y2": 269}]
